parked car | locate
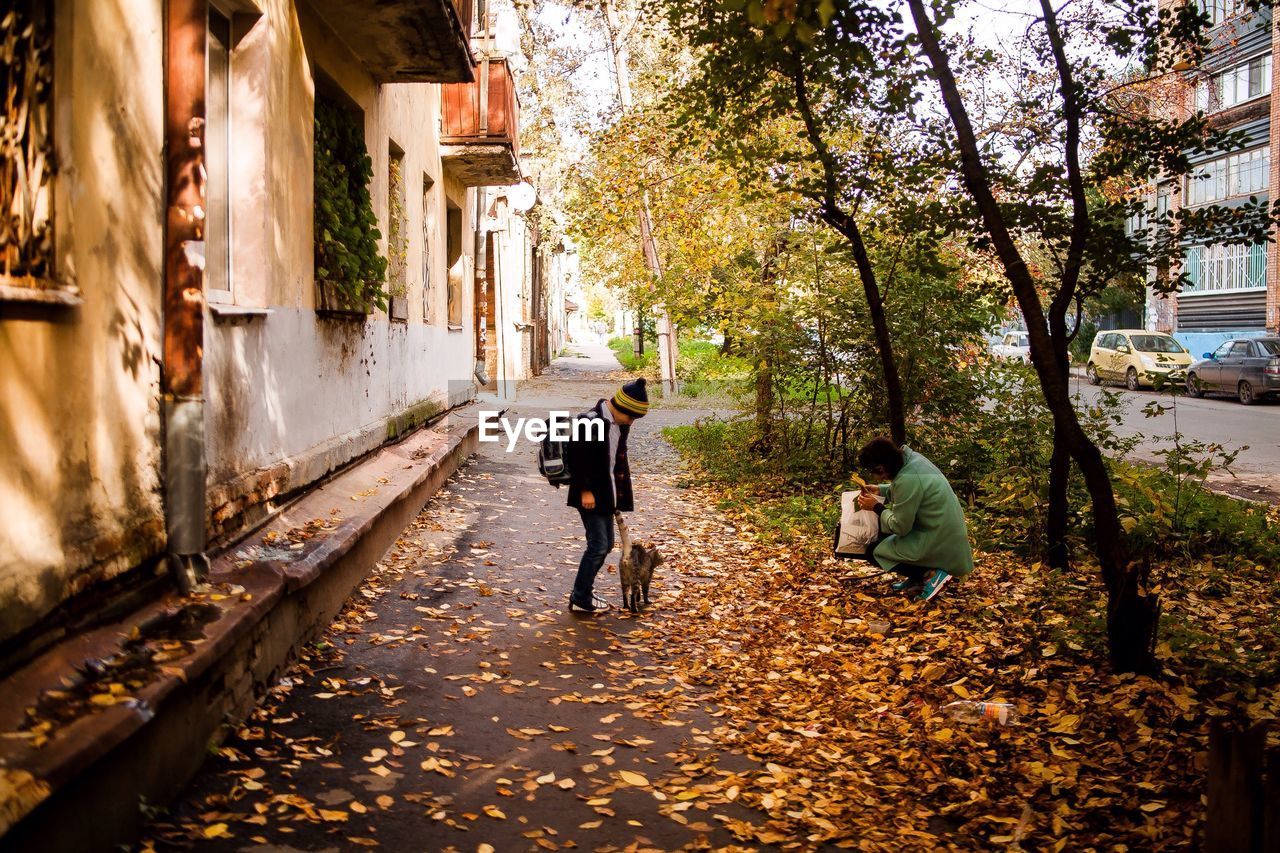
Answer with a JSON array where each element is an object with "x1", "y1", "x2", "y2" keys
[
  {"x1": 1186, "y1": 337, "x2": 1280, "y2": 405},
  {"x1": 991, "y1": 331, "x2": 1031, "y2": 363},
  {"x1": 1086, "y1": 330, "x2": 1192, "y2": 390}
]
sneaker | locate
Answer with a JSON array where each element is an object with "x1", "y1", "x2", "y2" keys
[
  {"x1": 891, "y1": 578, "x2": 914, "y2": 592},
  {"x1": 569, "y1": 593, "x2": 612, "y2": 613},
  {"x1": 916, "y1": 570, "x2": 952, "y2": 602}
]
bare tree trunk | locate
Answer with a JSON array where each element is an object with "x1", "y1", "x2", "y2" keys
[
  {"x1": 825, "y1": 210, "x2": 907, "y2": 447},
  {"x1": 1046, "y1": 301, "x2": 1073, "y2": 571},
  {"x1": 753, "y1": 235, "x2": 784, "y2": 449},
  {"x1": 789, "y1": 61, "x2": 907, "y2": 446},
  {"x1": 601, "y1": 0, "x2": 678, "y2": 396},
  {"x1": 1047, "y1": 433, "x2": 1071, "y2": 569},
  {"x1": 755, "y1": 360, "x2": 774, "y2": 449},
  {"x1": 908, "y1": 0, "x2": 1157, "y2": 672}
]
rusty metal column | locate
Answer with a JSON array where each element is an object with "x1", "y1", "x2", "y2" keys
[
  {"x1": 164, "y1": 0, "x2": 209, "y2": 593},
  {"x1": 473, "y1": 186, "x2": 490, "y2": 387},
  {"x1": 471, "y1": 12, "x2": 494, "y2": 389}
]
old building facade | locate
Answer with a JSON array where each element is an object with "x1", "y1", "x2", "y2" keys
[{"x1": 0, "y1": 0, "x2": 550, "y2": 666}]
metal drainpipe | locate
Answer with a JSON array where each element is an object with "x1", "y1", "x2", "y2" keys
[
  {"x1": 473, "y1": 185, "x2": 490, "y2": 387},
  {"x1": 163, "y1": 0, "x2": 211, "y2": 594},
  {"x1": 491, "y1": 230, "x2": 505, "y2": 393},
  {"x1": 471, "y1": 10, "x2": 495, "y2": 389}
]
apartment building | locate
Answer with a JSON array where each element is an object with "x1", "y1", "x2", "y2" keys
[{"x1": 1147, "y1": 0, "x2": 1280, "y2": 354}]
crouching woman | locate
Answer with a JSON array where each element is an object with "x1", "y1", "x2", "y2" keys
[{"x1": 856, "y1": 436, "x2": 974, "y2": 602}]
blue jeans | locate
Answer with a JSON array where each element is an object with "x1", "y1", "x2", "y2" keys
[{"x1": 573, "y1": 509, "x2": 615, "y2": 605}]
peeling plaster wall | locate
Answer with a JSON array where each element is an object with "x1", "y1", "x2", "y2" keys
[
  {"x1": 202, "y1": 0, "x2": 478, "y2": 537},
  {"x1": 0, "y1": 0, "x2": 166, "y2": 645},
  {"x1": 0, "y1": 0, "x2": 492, "y2": 642}
]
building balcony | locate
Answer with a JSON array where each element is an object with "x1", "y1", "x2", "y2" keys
[
  {"x1": 440, "y1": 57, "x2": 521, "y2": 186},
  {"x1": 307, "y1": 0, "x2": 475, "y2": 83}
]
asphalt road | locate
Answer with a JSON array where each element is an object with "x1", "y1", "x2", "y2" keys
[{"x1": 1066, "y1": 371, "x2": 1280, "y2": 501}]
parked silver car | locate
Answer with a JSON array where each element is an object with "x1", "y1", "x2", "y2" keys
[
  {"x1": 1186, "y1": 338, "x2": 1280, "y2": 404},
  {"x1": 990, "y1": 331, "x2": 1031, "y2": 363}
]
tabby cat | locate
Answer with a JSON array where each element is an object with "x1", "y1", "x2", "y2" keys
[{"x1": 614, "y1": 512, "x2": 663, "y2": 613}]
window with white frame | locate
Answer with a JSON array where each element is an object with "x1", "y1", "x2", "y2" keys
[
  {"x1": 1195, "y1": 54, "x2": 1271, "y2": 113},
  {"x1": 1199, "y1": 0, "x2": 1249, "y2": 27},
  {"x1": 1125, "y1": 205, "x2": 1147, "y2": 238},
  {"x1": 1185, "y1": 146, "x2": 1269, "y2": 206},
  {"x1": 1124, "y1": 185, "x2": 1173, "y2": 238},
  {"x1": 1184, "y1": 242, "x2": 1267, "y2": 292},
  {"x1": 205, "y1": 5, "x2": 232, "y2": 301}
]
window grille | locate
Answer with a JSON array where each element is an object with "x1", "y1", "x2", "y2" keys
[
  {"x1": 0, "y1": 0, "x2": 56, "y2": 286},
  {"x1": 1185, "y1": 243, "x2": 1268, "y2": 292}
]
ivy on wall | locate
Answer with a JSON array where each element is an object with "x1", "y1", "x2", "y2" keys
[{"x1": 314, "y1": 96, "x2": 388, "y2": 312}]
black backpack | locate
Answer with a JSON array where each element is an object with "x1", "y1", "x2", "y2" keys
[{"x1": 538, "y1": 434, "x2": 572, "y2": 487}]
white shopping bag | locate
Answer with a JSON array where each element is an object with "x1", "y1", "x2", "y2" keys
[{"x1": 833, "y1": 490, "x2": 884, "y2": 559}]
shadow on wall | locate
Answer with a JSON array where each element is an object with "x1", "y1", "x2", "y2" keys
[
  {"x1": 204, "y1": 2, "x2": 383, "y2": 529},
  {"x1": 0, "y1": 0, "x2": 167, "y2": 645}
]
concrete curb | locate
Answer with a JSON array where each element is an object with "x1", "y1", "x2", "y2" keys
[{"x1": 0, "y1": 405, "x2": 488, "y2": 852}]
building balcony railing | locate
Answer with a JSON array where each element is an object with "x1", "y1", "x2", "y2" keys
[
  {"x1": 307, "y1": 0, "x2": 475, "y2": 84},
  {"x1": 440, "y1": 57, "x2": 521, "y2": 186}
]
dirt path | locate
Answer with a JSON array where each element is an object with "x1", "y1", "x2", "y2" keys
[{"x1": 141, "y1": 344, "x2": 768, "y2": 852}]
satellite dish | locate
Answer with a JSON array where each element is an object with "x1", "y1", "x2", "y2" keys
[{"x1": 506, "y1": 181, "x2": 537, "y2": 213}]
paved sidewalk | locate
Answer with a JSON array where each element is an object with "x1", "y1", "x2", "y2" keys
[
  {"x1": 1, "y1": 403, "x2": 482, "y2": 853},
  {"x1": 141, "y1": 344, "x2": 763, "y2": 852}
]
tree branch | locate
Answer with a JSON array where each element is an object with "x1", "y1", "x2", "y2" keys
[{"x1": 1039, "y1": 0, "x2": 1090, "y2": 334}]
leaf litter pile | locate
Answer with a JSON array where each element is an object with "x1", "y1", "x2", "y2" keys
[
  {"x1": 137, "y1": 425, "x2": 1280, "y2": 852},
  {"x1": 657, "y1": 535, "x2": 1276, "y2": 848}
]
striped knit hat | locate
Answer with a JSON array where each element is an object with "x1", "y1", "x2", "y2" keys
[{"x1": 612, "y1": 378, "x2": 649, "y2": 418}]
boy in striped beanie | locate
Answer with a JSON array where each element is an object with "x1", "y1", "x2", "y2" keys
[{"x1": 565, "y1": 378, "x2": 649, "y2": 612}]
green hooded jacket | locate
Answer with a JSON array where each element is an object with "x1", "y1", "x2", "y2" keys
[{"x1": 874, "y1": 447, "x2": 974, "y2": 578}]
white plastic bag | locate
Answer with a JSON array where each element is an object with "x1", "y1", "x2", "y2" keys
[{"x1": 833, "y1": 490, "x2": 883, "y2": 558}]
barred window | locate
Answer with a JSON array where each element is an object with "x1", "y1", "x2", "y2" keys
[
  {"x1": 1184, "y1": 243, "x2": 1267, "y2": 292},
  {"x1": 1, "y1": 0, "x2": 56, "y2": 287}
]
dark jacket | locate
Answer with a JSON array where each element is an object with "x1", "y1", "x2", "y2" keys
[{"x1": 566, "y1": 400, "x2": 633, "y2": 515}]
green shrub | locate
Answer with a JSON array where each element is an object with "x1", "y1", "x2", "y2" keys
[
  {"x1": 664, "y1": 418, "x2": 840, "y2": 547},
  {"x1": 669, "y1": 362, "x2": 1279, "y2": 574},
  {"x1": 314, "y1": 97, "x2": 388, "y2": 311},
  {"x1": 665, "y1": 418, "x2": 768, "y2": 485},
  {"x1": 609, "y1": 336, "x2": 751, "y2": 400},
  {"x1": 608, "y1": 335, "x2": 656, "y2": 374}
]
